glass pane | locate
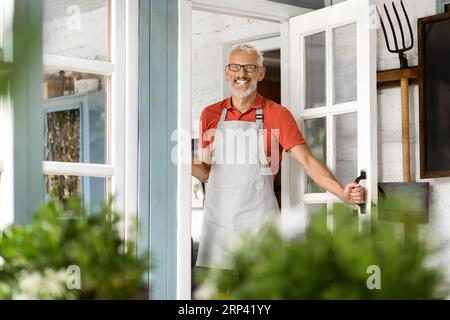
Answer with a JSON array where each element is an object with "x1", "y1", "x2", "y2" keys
[
  {"x1": 305, "y1": 32, "x2": 326, "y2": 109},
  {"x1": 45, "y1": 108, "x2": 81, "y2": 162},
  {"x1": 0, "y1": 0, "x2": 13, "y2": 63},
  {"x1": 334, "y1": 112, "x2": 357, "y2": 186},
  {"x1": 305, "y1": 118, "x2": 326, "y2": 193},
  {"x1": 332, "y1": 202, "x2": 358, "y2": 232},
  {"x1": 333, "y1": 23, "x2": 357, "y2": 104},
  {"x1": 306, "y1": 204, "x2": 327, "y2": 236},
  {"x1": 44, "y1": 68, "x2": 106, "y2": 99},
  {"x1": 43, "y1": 0, "x2": 109, "y2": 61},
  {"x1": 306, "y1": 203, "x2": 326, "y2": 217},
  {"x1": 44, "y1": 69, "x2": 107, "y2": 164},
  {"x1": 45, "y1": 175, "x2": 107, "y2": 214},
  {"x1": 0, "y1": 2, "x2": 4, "y2": 61}
]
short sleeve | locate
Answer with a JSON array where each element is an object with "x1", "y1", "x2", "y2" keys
[
  {"x1": 278, "y1": 108, "x2": 306, "y2": 151},
  {"x1": 198, "y1": 108, "x2": 215, "y2": 149}
]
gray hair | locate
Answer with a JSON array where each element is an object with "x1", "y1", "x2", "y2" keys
[{"x1": 228, "y1": 44, "x2": 264, "y2": 67}]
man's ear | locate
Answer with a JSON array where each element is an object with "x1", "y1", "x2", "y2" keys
[
  {"x1": 224, "y1": 66, "x2": 231, "y2": 81},
  {"x1": 258, "y1": 66, "x2": 267, "y2": 81}
]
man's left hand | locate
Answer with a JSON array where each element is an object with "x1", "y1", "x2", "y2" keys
[{"x1": 343, "y1": 183, "x2": 365, "y2": 205}]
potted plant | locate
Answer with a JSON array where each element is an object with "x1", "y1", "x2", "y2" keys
[
  {"x1": 0, "y1": 197, "x2": 150, "y2": 300},
  {"x1": 196, "y1": 203, "x2": 447, "y2": 300}
]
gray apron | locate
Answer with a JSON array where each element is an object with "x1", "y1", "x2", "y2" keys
[{"x1": 196, "y1": 107, "x2": 280, "y2": 269}]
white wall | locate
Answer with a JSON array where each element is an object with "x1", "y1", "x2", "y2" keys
[
  {"x1": 43, "y1": 0, "x2": 107, "y2": 61},
  {"x1": 376, "y1": 0, "x2": 450, "y2": 280}
]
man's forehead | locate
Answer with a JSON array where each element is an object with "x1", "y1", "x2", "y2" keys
[{"x1": 228, "y1": 50, "x2": 258, "y2": 62}]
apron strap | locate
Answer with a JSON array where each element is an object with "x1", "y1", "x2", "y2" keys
[
  {"x1": 255, "y1": 108, "x2": 263, "y2": 130},
  {"x1": 218, "y1": 107, "x2": 228, "y2": 125},
  {"x1": 256, "y1": 108, "x2": 271, "y2": 173}
]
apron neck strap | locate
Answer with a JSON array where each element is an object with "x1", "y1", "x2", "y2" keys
[
  {"x1": 255, "y1": 108, "x2": 263, "y2": 128},
  {"x1": 218, "y1": 106, "x2": 264, "y2": 126},
  {"x1": 219, "y1": 107, "x2": 228, "y2": 124}
]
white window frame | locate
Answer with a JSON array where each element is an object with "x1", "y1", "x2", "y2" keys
[
  {"x1": 42, "y1": 0, "x2": 139, "y2": 242},
  {"x1": 0, "y1": 0, "x2": 14, "y2": 229}
]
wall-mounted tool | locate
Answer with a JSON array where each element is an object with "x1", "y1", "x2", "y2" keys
[
  {"x1": 377, "y1": 0, "x2": 414, "y2": 69},
  {"x1": 376, "y1": 1, "x2": 429, "y2": 242}
]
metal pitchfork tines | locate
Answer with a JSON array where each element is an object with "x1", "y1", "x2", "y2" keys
[{"x1": 377, "y1": 0, "x2": 414, "y2": 69}]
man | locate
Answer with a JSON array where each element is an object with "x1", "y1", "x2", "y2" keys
[{"x1": 192, "y1": 44, "x2": 364, "y2": 270}]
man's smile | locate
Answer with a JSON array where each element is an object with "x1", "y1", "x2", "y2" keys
[{"x1": 234, "y1": 78, "x2": 251, "y2": 86}]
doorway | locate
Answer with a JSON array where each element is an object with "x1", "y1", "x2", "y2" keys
[{"x1": 190, "y1": 9, "x2": 282, "y2": 289}]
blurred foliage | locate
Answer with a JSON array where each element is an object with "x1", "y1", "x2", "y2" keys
[
  {"x1": 197, "y1": 204, "x2": 447, "y2": 300},
  {"x1": 0, "y1": 196, "x2": 150, "y2": 299}
]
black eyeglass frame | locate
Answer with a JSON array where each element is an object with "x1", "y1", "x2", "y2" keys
[{"x1": 226, "y1": 64, "x2": 260, "y2": 73}]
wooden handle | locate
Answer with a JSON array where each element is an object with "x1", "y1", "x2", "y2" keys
[{"x1": 401, "y1": 77, "x2": 411, "y2": 183}]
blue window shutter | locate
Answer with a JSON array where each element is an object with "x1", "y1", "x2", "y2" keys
[
  {"x1": 11, "y1": 0, "x2": 44, "y2": 223},
  {"x1": 138, "y1": 0, "x2": 178, "y2": 299}
]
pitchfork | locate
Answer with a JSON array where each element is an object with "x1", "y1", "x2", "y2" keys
[{"x1": 377, "y1": 0, "x2": 414, "y2": 69}]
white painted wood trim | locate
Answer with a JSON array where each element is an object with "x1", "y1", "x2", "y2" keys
[
  {"x1": 177, "y1": 0, "x2": 193, "y2": 300},
  {"x1": 111, "y1": 0, "x2": 127, "y2": 216},
  {"x1": 124, "y1": 0, "x2": 139, "y2": 245},
  {"x1": 0, "y1": 90, "x2": 14, "y2": 229},
  {"x1": 280, "y1": 21, "x2": 292, "y2": 219},
  {"x1": 43, "y1": 161, "x2": 114, "y2": 177},
  {"x1": 43, "y1": 54, "x2": 114, "y2": 75},
  {"x1": 303, "y1": 193, "x2": 328, "y2": 203},
  {"x1": 357, "y1": 0, "x2": 378, "y2": 226},
  {"x1": 192, "y1": 0, "x2": 312, "y2": 23},
  {"x1": 299, "y1": 103, "x2": 358, "y2": 118}
]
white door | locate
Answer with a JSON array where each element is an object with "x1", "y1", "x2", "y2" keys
[{"x1": 286, "y1": 0, "x2": 378, "y2": 232}]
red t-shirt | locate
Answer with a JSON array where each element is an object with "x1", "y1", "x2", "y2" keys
[{"x1": 199, "y1": 93, "x2": 306, "y2": 173}]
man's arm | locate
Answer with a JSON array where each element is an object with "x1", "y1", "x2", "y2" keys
[
  {"x1": 192, "y1": 147, "x2": 212, "y2": 183},
  {"x1": 287, "y1": 144, "x2": 364, "y2": 205},
  {"x1": 192, "y1": 155, "x2": 210, "y2": 183}
]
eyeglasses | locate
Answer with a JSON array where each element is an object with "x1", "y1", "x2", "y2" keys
[{"x1": 227, "y1": 64, "x2": 259, "y2": 73}]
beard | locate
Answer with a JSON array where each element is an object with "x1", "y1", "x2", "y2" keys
[{"x1": 227, "y1": 78, "x2": 258, "y2": 99}]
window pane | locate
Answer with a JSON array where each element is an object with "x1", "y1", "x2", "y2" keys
[
  {"x1": 334, "y1": 112, "x2": 357, "y2": 186},
  {"x1": 306, "y1": 204, "x2": 327, "y2": 236},
  {"x1": 45, "y1": 175, "x2": 107, "y2": 214},
  {"x1": 0, "y1": 0, "x2": 13, "y2": 63},
  {"x1": 333, "y1": 23, "x2": 357, "y2": 104},
  {"x1": 44, "y1": 69, "x2": 107, "y2": 164},
  {"x1": 332, "y1": 202, "x2": 358, "y2": 232},
  {"x1": 305, "y1": 32, "x2": 326, "y2": 109},
  {"x1": 43, "y1": 0, "x2": 108, "y2": 61},
  {"x1": 45, "y1": 107, "x2": 81, "y2": 162},
  {"x1": 306, "y1": 203, "x2": 326, "y2": 217},
  {"x1": 305, "y1": 117, "x2": 326, "y2": 193}
]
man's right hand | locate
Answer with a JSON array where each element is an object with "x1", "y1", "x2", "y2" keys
[{"x1": 192, "y1": 155, "x2": 211, "y2": 183}]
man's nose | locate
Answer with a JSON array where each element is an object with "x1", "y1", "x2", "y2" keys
[{"x1": 236, "y1": 68, "x2": 247, "y2": 76}]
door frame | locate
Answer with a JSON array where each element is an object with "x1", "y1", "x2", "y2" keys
[{"x1": 178, "y1": 0, "x2": 313, "y2": 299}]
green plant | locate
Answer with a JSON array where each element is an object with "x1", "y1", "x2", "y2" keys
[
  {"x1": 0, "y1": 196, "x2": 150, "y2": 299},
  {"x1": 196, "y1": 205, "x2": 447, "y2": 300}
]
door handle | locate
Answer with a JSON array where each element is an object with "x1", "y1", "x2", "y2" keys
[{"x1": 354, "y1": 170, "x2": 367, "y2": 214}]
